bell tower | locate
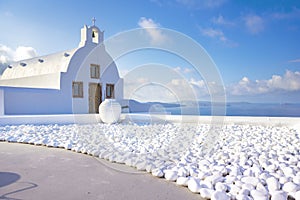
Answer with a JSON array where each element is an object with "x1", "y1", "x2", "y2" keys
[{"x1": 79, "y1": 17, "x2": 104, "y2": 47}]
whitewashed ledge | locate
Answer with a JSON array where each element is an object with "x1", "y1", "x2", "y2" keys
[
  {"x1": 0, "y1": 113, "x2": 299, "y2": 129},
  {"x1": 0, "y1": 114, "x2": 102, "y2": 125}
]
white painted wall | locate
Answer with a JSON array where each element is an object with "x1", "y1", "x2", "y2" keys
[
  {"x1": 0, "y1": 89, "x2": 4, "y2": 115},
  {"x1": 73, "y1": 41, "x2": 123, "y2": 114},
  {"x1": 0, "y1": 114, "x2": 101, "y2": 125},
  {"x1": 0, "y1": 114, "x2": 299, "y2": 131},
  {"x1": 4, "y1": 86, "x2": 72, "y2": 115}
]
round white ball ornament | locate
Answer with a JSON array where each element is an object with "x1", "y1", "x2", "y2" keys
[{"x1": 99, "y1": 99, "x2": 121, "y2": 124}]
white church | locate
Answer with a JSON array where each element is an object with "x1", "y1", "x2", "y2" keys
[{"x1": 0, "y1": 20, "x2": 123, "y2": 115}]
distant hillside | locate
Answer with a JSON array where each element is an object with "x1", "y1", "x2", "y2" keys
[
  {"x1": 120, "y1": 99, "x2": 180, "y2": 113},
  {"x1": 119, "y1": 100, "x2": 300, "y2": 117}
]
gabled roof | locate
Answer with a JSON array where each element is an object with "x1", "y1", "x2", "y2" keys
[{"x1": 0, "y1": 48, "x2": 78, "y2": 90}]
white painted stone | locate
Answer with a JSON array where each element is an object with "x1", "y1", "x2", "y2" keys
[
  {"x1": 266, "y1": 164, "x2": 277, "y2": 173},
  {"x1": 176, "y1": 177, "x2": 189, "y2": 186},
  {"x1": 188, "y1": 177, "x2": 201, "y2": 193},
  {"x1": 224, "y1": 175, "x2": 237, "y2": 184},
  {"x1": 136, "y1": 161, "x2": 147, "y2": 171},
  {"x1": 250, "y1": 189, "x2": 268, "y2": 200},
  {"x1": 241, "y1": 176, "x2": 260, "y2": 187},
  {"x1": 235, "y1": 194, "x2": 252, "y2": 200},
  {"x1": 177, "y1": 167, "x2": 189, "y2": 177},
  {"x1": 282, "y1": 181, "x2": 300, "y2": 193},
  {"x1": 293, "y1": 175, "x2": 300, "y2": 185},
  {"x1": 234, "y1": 180, "x2": 244, "y2": 188},
  {"x1": 189, "y1": 168, "x2": 199, "y2": 177},
  {"x1": 270, "y1": 191, "x2": 287, "y2": 200},
  {"x1": 215, "y1": 182, "x2": 228, "y2": 192},
  {"x1": 259, "y1": 172, "x2": 271, "y2": 182},
  {"x1": 205, "y1": 173, "x2": 224, "y2": 185},
  {"x1": 257, "y1": 182, "x2": 268, "y2": 194},
  {"x1": 124, "y1": 158, "x2": 133, "y2": 166},
  {"x1": 295, "y1": 190, "x2": 300, "y2": 200},
  {"x1": 243, "y1": 168, "x2": 255, "y2": 177},
  {"x1": 288, "y1": 156, "x2": 298, "y2": 165},
  {"x1": 229, "y1": 166, "x2": 243, "y2": 176},
  {"x1": 164, "y1": 170, "x2": 178, "y2": 181},
  {"x1": 211, "y1": 191, "x2": 230, "y2": 200},
  {"x1": 228, "y1": 184, "x2": 240, "y2": 196},
  {"x1": 279, "y1": 176, "x2": 291, "y2": 184},
  {"x1": 145, "y1": 163, "x2": 154, "y2": 173},
  {"x1": 199, "y1": 188, "x2": 214, "y2": 199},
  {"x1": 64, "y1": 143, "x2": 72, "y2": 150},
  {"x1": 152, "y1": 168, "x2": 164, "y2": 178},
  {"x1": 239, "y1": 188, "x2": 250, "y2": 196},
  {"x1": 196, "y1": 171, "x2": 206, "y2": 180},
  {"x1": 266, "y1": 177, "x2": 280, "y2": 192},
  {"x1": 282, "y1": 166, "x2": 295, "y2": 177},
  {"x1": 242, "y1": 183, "x2": 255, "y2": 191},
  {"x1": 201, "y1": 180, "x2": 214, "y2": 189}
]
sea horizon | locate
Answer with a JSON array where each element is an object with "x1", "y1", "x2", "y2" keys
[{"x1": 127, "y1": 100, "x2": 300, "y2": 117}]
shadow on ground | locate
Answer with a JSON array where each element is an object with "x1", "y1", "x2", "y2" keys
[{"x1": 0, "y1": 172, "x2": 38, "y2": 200}]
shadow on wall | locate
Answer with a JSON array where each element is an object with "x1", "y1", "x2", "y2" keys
[
  {"x1": 0, "y1": 172, "x2": 38, "y2": 200},
  {"x1": 0, "y1": 63, "x2": 7, "y2": 76}
]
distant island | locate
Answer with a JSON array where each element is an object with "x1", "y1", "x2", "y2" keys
[{"x1": 123, "y1": 99, "x2": 300, "y2": 117}]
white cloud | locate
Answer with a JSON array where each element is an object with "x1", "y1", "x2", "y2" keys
[
  {"x1": 127, "y1": 81, "x2": 181, "y2": 103},
  {"x1": 212, "y1": 15, "x2": 234, "y2": 26},
  {"x1": 14, "y1": 46, "x2": 37, "y2": 61},
  {"x1": 200, "y1": 27, "x2": 238, "y2": 47},
  {"x1": 189, "y1": 78, "x2": 207, "y2": 90},
  {"x1": 184, "y1": 68, "x2": 193, "y2": 73},
  {"x1": 166, "y1": 78, "x2": 207, "y2": 101},
  {"x1": 0, "y1": 45, "x2": 14, "y2": 64},
  {"x1": 0, "y1": 44, "x2": 37, "y2": 75},
  {"x1": 0, "y1": 44, "x2": 37, "y2": 64},
  {"x1": 267, "y1": 71, "x2": 300, "y2": 91},
  {"x1": 167, "y1": 78, "x2": 225, "y2": 100},
  {"x1": 173, "y1": 66, "x2": 194, "y2": 74},
  {"x1": 244, "y1": 14, "x2": 264, "y2": 34},
  {"x1": 174, "y1": 66, "x2": 181, "y2": 73},
  {"x1": 288, "y1": 59, "x2": 300, "y2": 63},
  {"x1": 230, "y1": 70, "x2": 300, "y2": 95},
  {"x1": 200, "y1": 27, "x2": 227, "y2": 42},
  {"x1": 124, "y1": 73, "x2": 210, "y2": 102},
  {"x1": 119, "y1": 69, "x2": 129, "y2": 78},
  {"x1": 138, "y1": 17, "x2": 169, "y2": 45}
]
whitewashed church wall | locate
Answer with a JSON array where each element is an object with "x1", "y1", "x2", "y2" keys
[
  {"x1": 4, "y1": 85, "x2": 72, "y2": 115},
  {"x1": 2, "y1": 45, "x2": 93, "y2": 115},
  {"x1": 0, "y1": 89, "x2": 4, "y2": 115}
]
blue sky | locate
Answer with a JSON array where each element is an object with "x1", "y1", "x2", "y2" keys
[{"x1": 0, "y1": 0, "x2": 300, "y2": 103}]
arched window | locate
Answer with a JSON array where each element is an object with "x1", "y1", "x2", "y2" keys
[{"x1": 92, "y1": 29, "x2": 99, "y2": 43}]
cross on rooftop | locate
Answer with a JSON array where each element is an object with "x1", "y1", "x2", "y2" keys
[{"x1": 92, "y1": 17, "x2": 96, "y2": 26}]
